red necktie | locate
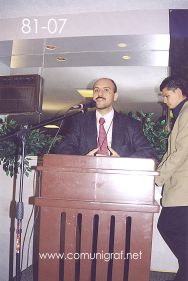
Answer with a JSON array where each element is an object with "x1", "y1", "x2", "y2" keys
[{"x1": 98, "y1": 117, "x2": 109, "y2": 155}]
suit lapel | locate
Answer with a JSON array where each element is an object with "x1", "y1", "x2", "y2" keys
[
  {"x1": 169, "y1": 101, "x2": 188, "y2": 152},
  {"x1": 85, "y1": 111, "x2": 98, "y2": 150},
  {"x1": 112, "y1": 111, "x2": 124, "y2": 148}
]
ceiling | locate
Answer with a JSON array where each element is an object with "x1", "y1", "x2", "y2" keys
[{"x1": 0, "y1": 0, "x2": 188, "y2": 120}]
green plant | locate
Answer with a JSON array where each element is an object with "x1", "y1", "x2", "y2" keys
[
  {"x1": 0, "y1": 118, "x2": 63, "y2": 177},
  {"x1": 127, "y1": 111, "x2": 169, "y2": 162}
]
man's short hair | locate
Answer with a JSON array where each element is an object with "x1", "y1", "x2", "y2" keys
[
  {"x1": 93, "y1": 78, "x2": 117, "y2": 93},
  {"x1": 160, "y1": 75, "x2": 188, "y2": 97}
]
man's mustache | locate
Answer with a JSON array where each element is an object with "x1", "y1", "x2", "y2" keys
[{"x1": 96, "y1": 97, "x2": 105, "y2": 100}]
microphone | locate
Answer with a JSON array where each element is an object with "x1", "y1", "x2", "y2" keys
[{"x1": 71, "y1": 100, "x2": 96, "y2": 110}]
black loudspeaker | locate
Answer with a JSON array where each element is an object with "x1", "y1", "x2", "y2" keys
[{"x1": 0, "y1": 74, "x2": 43, "y2": 114}]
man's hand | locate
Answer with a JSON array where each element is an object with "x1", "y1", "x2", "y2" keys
[
  {"x1": 86, "y1": 148, "x2": 99, "y2": 156},
  {"x1": 86, "y1": 147, "x2": 120, "y2": 157},
  {"x1": 108, "y1": 147, "x2": 120, "y2": 157}
]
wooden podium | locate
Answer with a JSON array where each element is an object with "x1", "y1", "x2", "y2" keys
[{"x1": 30, "y1": 154, "x2": 159, "y2": 281}]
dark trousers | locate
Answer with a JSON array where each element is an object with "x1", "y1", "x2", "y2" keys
[{"x1": 157, "y1": 206, "x2": 188, "y2": 281}]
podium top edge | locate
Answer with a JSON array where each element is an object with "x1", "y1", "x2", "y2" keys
[{"x1": 40, "y1": 154, "x2": 157, "y2": 172}]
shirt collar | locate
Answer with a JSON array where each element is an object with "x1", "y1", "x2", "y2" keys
[
  {"x1": 172, "y1": 98, "x2": 188, "y2": 120},
  {"x1": 96, "y1": 109, "x2": 114, "y2": 122}
]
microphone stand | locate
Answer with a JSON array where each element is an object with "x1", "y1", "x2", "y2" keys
[
  {"x1": 15, "y1": 128, "x2": 28, "y2": 281},
  {"x1": 0, "y1": 107, "x2": 87, "y2": 281}
]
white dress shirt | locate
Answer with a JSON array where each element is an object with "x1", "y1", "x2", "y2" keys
[{"x1": 96, "y1": 109, "x2": 114, "y2": 148}]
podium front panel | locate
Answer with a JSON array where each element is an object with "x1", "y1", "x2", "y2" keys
[
  {"x1": 39, "y1": 154, "x2": 157, "y2": 204},
  {"x1": 31, "y1": 154, "x2": 159, "y2": 281}
]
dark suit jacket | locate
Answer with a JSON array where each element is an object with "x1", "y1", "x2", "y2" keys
[{"x1": 55, "y1": 110, "x2": 156, "y2": 158}]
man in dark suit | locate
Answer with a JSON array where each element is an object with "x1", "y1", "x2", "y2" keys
[{"x1": 55, "y1": 78, "x2": 156, "y2": 158}]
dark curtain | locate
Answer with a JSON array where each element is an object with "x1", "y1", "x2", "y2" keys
[{"x1": 169, "y1": 9, "x2": 188, "y2": 80}]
